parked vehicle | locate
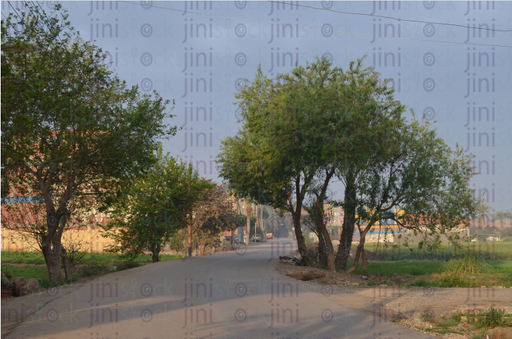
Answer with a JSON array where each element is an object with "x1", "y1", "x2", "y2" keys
[
  {"x1": 251, "y1": 234, "x2": 262, "y2": 242},
  {"x1": 266, "y1": 233, "x2": 274, "y2": 240}
]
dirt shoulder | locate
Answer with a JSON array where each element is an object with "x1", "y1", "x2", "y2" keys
[
  {"x1": 1, "y1": 278, "x2": 91, "y2": 338},
  {"x1": 276, "y1": 262, "x2": 512, "y2": 339}
]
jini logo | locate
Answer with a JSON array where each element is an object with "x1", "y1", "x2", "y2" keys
[
  {"x1": 89, "y1": 18, "x2": 118, "y2": 42},
  {"x1": 182, "y1": 47, "x2": 213, "y2": 73},
  {"x1": 464, "y1": 0, "x2": 495, "y2": 15},
  {"x1": 464, "y1": 18, "x2": 496, "y2": 43},
  {"x1": 370, "y1": 0, "x2": 401, "y2": 15},
  {"x1": 370, "y1": 18, "x2": 401, "y2": 43},
  {"x1": 464, "y1": 73, "x2": 495, "y2": 98},
  {"x1": 182, "y1": 18, "x2": 213, "y2": 44},
  {"x1": 464, "y1": 47, "x2": 495, "y2": 72}
]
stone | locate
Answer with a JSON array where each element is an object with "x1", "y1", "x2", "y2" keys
[
  {"x1": 12, "y1": 277, "x2": 40, "y2": 296},
  {"x1": 12, "y1": 277, "x2": 27, "y2": 297},
  {"x1": 487, "y1": 327, "x2": 512, "y2": 339},
  {"x1": 25, "y1": 278, "x2": 40, "y2": 294},
  {"x1": 1, "y1": 272, "x2": 12, "y2": 290}
]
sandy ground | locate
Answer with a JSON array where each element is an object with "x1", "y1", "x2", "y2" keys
[{"x1": 276, "y1": 262, "x2": 512, "y2": 339}]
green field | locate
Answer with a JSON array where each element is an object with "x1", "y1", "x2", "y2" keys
[
  {"x1": 362, "y1": 241, "x2": 512, "y2": 261},
  {"x1": 1, "y1": 251, "x2": 181, "y2": 288}
]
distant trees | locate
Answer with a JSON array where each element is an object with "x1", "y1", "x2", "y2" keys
[
  {"x1": 190, "y1": 184, "x2": 237, "y2": 255},
  {"x1": 217, "y1": 57, "x2": 481, "y2": 272},
  {"x1": 2, "y1": 4, "x2": 176, "y2": 282},
  {"x1": 101, "y1": 148, "x2": 213, "y2": 262},
  {"x1": 494, "y1": 210, "x2": 512, "y2": 227},
  {"x1": 102, "y1": 148, "x2": 238, "y2": 261}
]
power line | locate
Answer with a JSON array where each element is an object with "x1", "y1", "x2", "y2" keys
[
  {"x1": 122, "y1": 1, "x2": 512, "y2": 48},
  {"x1": 270, "y1": 0, "x2": 512, "y2": 32}
]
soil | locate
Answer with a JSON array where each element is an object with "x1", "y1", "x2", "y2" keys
[
  {"x1": 3, "y1": 252, "x2": 511, "y2": 339},
  {"x1": 276, "y1": 261, "x2": 512, "y2": 339}
]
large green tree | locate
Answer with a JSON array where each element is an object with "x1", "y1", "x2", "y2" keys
[
  {"x1": 345, "y1": 119, "x2": 480, "y2": 273},
  {"x1": 101, "y1": 149, "x2": 213, "y2": 262},
  {"x1": 1, "y1": 5, "x2": 176, "y2": 282},
  {"x1": 218, "y1": 57, "x2": 480, "y2": 272},
  {"x1": 218, "y1": 59, "x2": 346, "y2": 267},
  {"x1": 218, "y1": 58, "x2": 401, "y2": 270}
]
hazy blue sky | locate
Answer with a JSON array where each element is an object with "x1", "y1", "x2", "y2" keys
[{"x1": 4, "y1": 1, "x2": 511, "y2": 214}]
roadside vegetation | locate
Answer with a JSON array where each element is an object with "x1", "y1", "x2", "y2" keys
[
  {"x1": 1, "y1": 251, "x2": 181, "y2": 288},
  {"x1": 414, "y1": 306, "x2": 512, "y2": 338},
  {"x1": 363, "y1": 241, "x2": 512, "y2": 261}
]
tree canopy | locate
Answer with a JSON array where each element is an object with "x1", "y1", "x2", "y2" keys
[
  {"x1": 1, "y1": 4, "x2": 176, "y2": 282},
  {"x1": 101, "y1": 148, "x2": 214, "y2": 262},
  {"x1": 217, "y1": 57, "x2": 481, "y2": 272}
]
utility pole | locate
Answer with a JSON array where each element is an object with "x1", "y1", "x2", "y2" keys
[
  {"x1": 188, "y1": 163, "x2": 193, "y2": 257},
  {"x1": 246, "y1": 201, "x2": 251, "y2": 246}
]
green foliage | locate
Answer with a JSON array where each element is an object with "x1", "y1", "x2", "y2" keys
[
  {"x1": 440, "y1": 255, "x2": 493, "y2": 287},
  {"x1": 217, "y1": 56, "x2": 480, "y2": 271},
  {"x1": 421, "y1": 310, "x2": 435, "y2": 322},
  {"x1": 364, "y1": 241, "x2": 512, "y2": 261},
  {"x1": 347, "y1": 260, "x2": 444, "y2": 276},
  {"x1": 2, "y1": 4, "x2": 176, "y2": 282},
  {"x1": 101, "y1": 149, "x2": 213, "y2": 261},
  {"x1": 474, "y1": 307, "x2": 507, "y2": 329}
]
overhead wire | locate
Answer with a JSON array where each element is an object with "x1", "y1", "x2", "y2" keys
[
  {"x1": 122, "y1": 1, "x2": 512, "y2": 48},
  {"x1": 270, "y1": 0, "x2": 512, "y2": 32}
]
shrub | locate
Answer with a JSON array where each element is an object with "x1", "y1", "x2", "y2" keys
[{"x1": 440, "y1": 255, "x2": 493, "y2": 287}]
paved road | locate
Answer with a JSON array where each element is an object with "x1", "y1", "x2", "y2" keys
[{"x1": 6, "y1": 239, "x2": 433, "y2": 339}]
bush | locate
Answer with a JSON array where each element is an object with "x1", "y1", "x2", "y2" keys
[
  {"x1": 474, "y1": 307, "x2": 507, "y2": 329},
  {"x1": 440, "y1": 255, "x2": 493, "y2": 287}
]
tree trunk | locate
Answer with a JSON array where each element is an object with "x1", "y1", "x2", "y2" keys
[
  {"x1": 347, "y1": 229, "x2": 367, "y2": 274},
  {"x1": 151, "y1": 244, "x2": 160, "y2": 263},
  {"x1": 317, "y1": 231, "x2": 326, "y2": 266},
  {"x1": 42, "y1": 240, "x2": 63, "y2": 283},
  {"x1": 361, "y1": 246, "x2": 368, "y2": 271},
  {"x1": 292, "y1": 210, "x2": 312, "y2": 266},
  {"x1": 318, "y1": 224, "x2": 335, "y2": 271},
  {"x1": 60, "y1": 248, "x2": 72, "y2": 281},
  {"x1": 335, "y1": 182, "x2": 356, "y2": 270},
  {"x1": 246, "y1": 204, "x2": 251, "y2": 246},
  {"x1": 314, "y1": 199, "x2": 335, "y2": 271}
]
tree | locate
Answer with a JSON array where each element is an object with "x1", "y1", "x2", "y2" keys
[
  {"x1": 346, "y1": 119, "x2": 481, "y2": 273},
  {"x1": 217, "y1": 58, "x2": 399, "y2": 270},
  {"x1": 218, "y1": 56, "x2": 481, "y2": 272},
  {"x1": 494, "y1": 210, "x2": 512, "y2": 227},
  {"x1": 217, "y1": 59, "x2": 343, "y2": 267},
  {"x1": 190, "y1": 184, "x2": 237, "y2": 255},
  {"x1": 1, "y1": 5, "x2": 176, "y2": 282},
  {"x1": 101, "y1": 149, "x2": 213, "y2": 262}
]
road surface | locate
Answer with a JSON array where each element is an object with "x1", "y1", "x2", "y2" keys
[{"x1": 5, "y1": 239, "x2": 433, "y2": 339}]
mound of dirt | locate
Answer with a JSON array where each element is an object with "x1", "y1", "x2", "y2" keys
[
  {"x1": 286, "y1": 271, "x2": 326, "y2": 281},
  {"x1": 289, "y1": 245, "x2": 386, "y2": 262}
]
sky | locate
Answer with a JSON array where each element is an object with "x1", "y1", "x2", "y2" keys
[{"x1": 3, "y1": 0, "x2": 512, "y2": 214}]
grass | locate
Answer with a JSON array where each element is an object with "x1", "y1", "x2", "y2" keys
[
  {"x1": 343, "y1": 258, "x2": 512, "y2": 287},
  {"x1": 346, "y1": 260, "x2": 445, "y2": 276},
  {"x1": 343, "y1": 240, "x2": 512, "y2": 288},
  {"x1": 364, "y1": 241, "x2": 512, "y2": 261},
  {"x1": 1, "y1": 251, "x2": 181, "y2": 289},
  {"x1": 1, "y1": 266, "x2": 52, "y2": 288},
  {"x1": 1, "y1": 251, "x2": 180, "y2": 266},
  {"x1": 413, "y1": 307, "x2": 512, "y2": 338}
]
